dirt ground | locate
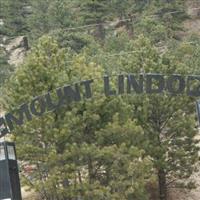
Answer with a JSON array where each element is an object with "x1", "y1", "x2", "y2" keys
[
  {"x1": 168, "y1": 171, "x2": 200, "y2": 200},
  {"x1": 22, "y1": 187, "x2": 38, "y2": 200}
]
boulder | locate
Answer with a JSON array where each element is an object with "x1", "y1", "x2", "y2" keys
[{"x1": 5, "y1": 36, "x2": 29, "y2": 66}]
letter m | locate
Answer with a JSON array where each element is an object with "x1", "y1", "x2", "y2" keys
[{"x1": 5, "y1": 103, "x2": 32, "y2": 131}]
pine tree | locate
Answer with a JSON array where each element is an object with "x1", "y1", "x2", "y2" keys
[
  {"x1": 0, "y1": 0, "x2": 29, "y2": 36},
  {"x1": 27, "y1": 0, "x2": 75, "y2": 40},
  {"x1": 0, "y1": 47, "x2": 13, "y2": 85},
  {"x1": 80, "y1": 0, "x2": 109, "y2": 41},
  {"x1": 3, "y1": 36, "x2": 153, "y2": 199},
  {"x1": 121, "y1": 35, "x2": 200, "y2": 200}
]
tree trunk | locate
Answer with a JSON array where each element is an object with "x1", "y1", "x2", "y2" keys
[
  {"x1": 88, "y1": 156, "x2": 94, "y2": 184},
  {"x1": 93, "y1": 23, "x2": 105, "y2": 42},
  {"x1": 158, "y1": 169, "x2": 167, "y2": 200},
  {"x1": 125, "y1": 17, "x2": 134, "y2": 38}
]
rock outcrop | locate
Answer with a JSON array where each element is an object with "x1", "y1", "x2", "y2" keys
[
  {"x1": 0, "y1": 36, "x2": 29, "y2": 67},
  {"x1": 5, "y1": 36, "x2": 29, "y2": 66}
]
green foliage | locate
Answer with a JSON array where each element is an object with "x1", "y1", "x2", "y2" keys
[
  {"x1": 0, "y1": 47, "x2": 13, "y2": 85},
  {"x1": 2, "y1": 1, "x2": 200, "y2": 200},
  {"x1": 4, "y1": 33, "x2": 200, "y2": 200},
  {"x1": 4, "y1": 37, "x2": 153, "y2": 199},
  {"x1": 51, "y1": 31, "x2": 100, "y2": 53},
  {"x1": 0, "y1": 0, "x2": 29, "y2": 36},
  {"x1": 80, "y1": 0, "x2": 109, "y2": 24},
  {"x1": 135, "y1": 17, "x2": 168, "y2": 43},
  {"x1": 27, "y1": 0, "x2": 76, "y2": 40},
  {"x1": 121, "y1": 36, "x2": 200, "y2": 199},
  {"x1": 79, "y1": 0, "x2": 110, "y2": 40}
]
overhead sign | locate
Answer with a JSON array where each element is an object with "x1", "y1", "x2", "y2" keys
[
  {"x1": 196, "y1": 100, "x2": 200, "y2": 126},
  {"x1": 1, "y1": 73, "x2": 200, "y2": 138}
]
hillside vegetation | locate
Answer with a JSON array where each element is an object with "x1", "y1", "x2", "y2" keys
[{"x1": 1, "y1": 1, "x2": 200, "y2": 200}]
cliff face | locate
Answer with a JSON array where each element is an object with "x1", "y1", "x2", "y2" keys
[{"x1": 0, "y1": 36, "x2": 28, "y2": 67}]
